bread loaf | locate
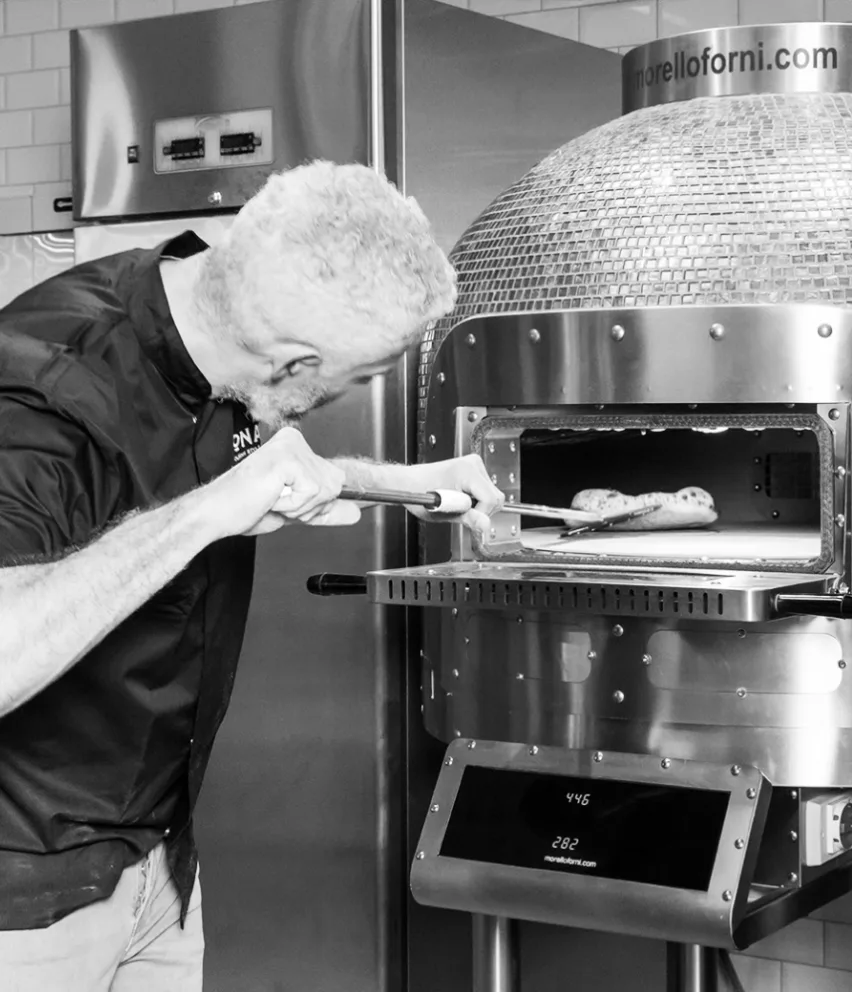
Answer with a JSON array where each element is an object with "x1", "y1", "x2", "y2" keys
[{"x1": 570, "y1": 487, "x2": 718, "y2": 530}]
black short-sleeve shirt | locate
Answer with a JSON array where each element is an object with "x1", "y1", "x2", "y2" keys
[{"x1": 0, "y1": 232, "x2": 259, "y2": 930}]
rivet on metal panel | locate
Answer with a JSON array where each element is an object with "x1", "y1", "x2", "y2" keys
[
  {"x1": 788, "y1": 872, "x2": 799, "y2": 883},
  {"x1": 430, "y1": 804, "x2": 440, "y2": 813},
  {"x1": 791, "y1": 790, "x2": 799, "y2": 799},
  {"x1": 753, "y1": 457, "x2": 761, "y2": 464},
  {"x1": 466, "y1": 333, "x2": 476, "y2": 347},
  {"x1": 790, "y1": 831, "x2": 799, "y2": 842},
  {"x1": 734, "y1": 839, "x2": 745, "y2": 850},
  {"x1": 613, "y1": 690, "x2": 625, "y2": 703},
  {"x1": 452, "y1": 669, "x2": 459, "y2": 678},
  {"x1": 509, "y1": 472, "x2": 516, "y2": 484},
  {"x1": 509, "y1": 442, "x2": 517, "y2": 453},
  {"x1": 688, "y1": 403, "x2": 697, "y2": 410},
  {"x1": 610, "y1": 324, "x2": 625, "y2": 341},
  {"x1": 836, "y1": 466, "x2": 847, "y2": 480},
  {"x1": 595, "y1": 404, "x2": 605, "y2": 410},
  {"x1": 416, "y1": 851, "x2": 426, "y2": 860},
  {"x1": 754, "y1": 484, "x2": 762, "y2": 492},
  {"x1": 490, "y1": 528, "x2": 497, "y2": 538},
  {"x1": 731, "y1": 765, "x2": 742, "y2": 776},
  {"x1": 593, "y1": 752, "x2": 603, "y2": 762},
  {"x1": 642, "y1": 654, "x2": 652, "y2": 665},
  {"x1": 490, "y1": 474, "x2": 498, "y2": 484},
  {"x1": 467, "y1": 741, "x2": 476, "y2": 749},
  {"x1": 516, "y1": 616, "x2": 523, "y2": 624},
  {"x1": 208, "y1": 191, "x2": 222, "y2": 205},
  {"x1": 747, "y1": 788, "x2": 757, "y2": 799},
  {"x1": 529, "y1": 328, "x2": 541, "y2": 343},
  {"x1": 709, "y1": 323, "x2": 725, "y2": 340},
  {"x1": 722, "y1": 890, "x2": 733, "y2": 902},
  {"x1": 661, "y1": 758, "x2": 671, "y2": 769},
  {"x1": 454, "y1": 729, "x2": 461, "y2": 737},
  {"x1": 488, "y1": 442, "x2": 495, "y2": 453},
  {"x1": 437, "y1": 372, "x2": 446, "y2": 385},
  {"x1": 840, "y1": 660, "x2": 847, "y2": 670},
  {"x1": 509, "y1": 494, "x2": 516, "y2": 502},
  {"x1": 516, "y1": 673, "x2": 525, "y2": 680},
  {"x1": 468, "y1": 411, "x2": 479, "y2": 423},
  {"x1": 837, "y1": 514, "x2": 846, "y2": 527},
  {"x1": 451, "y1": 608, "x2": 458, "y2": 618},
  {"x1": 428, "y1": 435, "x2": 437, "y2": 447},
  {"x1": 612, "y1": 624, "x2": 624, "y2": 637},
  {"x1": 819, "y1": 323, "x2": 834, "y2": 338},
  {"x1": 529, "y1": 745, "x2": 539, "y2": 755},
  {"x1": 445, "y1": 756, "x2": 454, "y2": 766},
  {"x1": 588, "y1": 651, "x2": 597, "y2": 661},
  {"x1": 737, "y1": 629, "x2": 746, "y2": 638},
  {"x1": 830, "y1": 408, "x2": 841, "y2": 421},
  {"x1": 510, "y1": 525, "x2": 517, "y2": 535},
  {"x1": 736, "y1": 688, "x2": 747, "y2": 698}
]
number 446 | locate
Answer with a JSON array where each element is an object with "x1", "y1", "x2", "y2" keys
[{"x1": 552, "y1": 837, "x2": 579, "y2": 851}]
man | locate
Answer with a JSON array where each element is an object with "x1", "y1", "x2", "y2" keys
[{"x1": 0, "y1": 161, "x2": 501, "y2": 990}]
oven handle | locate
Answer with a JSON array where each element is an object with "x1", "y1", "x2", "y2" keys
[
  {"x1": 306, "y1": 573, "x2": 368, "y2": 596},
  {"x1": 774, "y1": 593, "x2": 852, "y2": 618}
]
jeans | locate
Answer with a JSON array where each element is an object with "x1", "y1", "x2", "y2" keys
[{"x1": 0, "y1": 843, "x2": 203, "y2": 992}]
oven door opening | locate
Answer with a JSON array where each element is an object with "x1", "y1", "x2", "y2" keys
[{"x1": 478, "y1": 412, "x2": 833, "y2": 572}]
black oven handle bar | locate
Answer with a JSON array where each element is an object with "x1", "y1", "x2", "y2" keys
[
  {"x1": 307, "y1": 573, "x2": 368, "y2": 596},
  {"x1": 774, "y1": 594, "x2": 852, "y2": 618}
]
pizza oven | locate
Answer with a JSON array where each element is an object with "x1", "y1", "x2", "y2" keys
[{"x1": 316, "y1": 21, "x2": 852, "y2": 991}]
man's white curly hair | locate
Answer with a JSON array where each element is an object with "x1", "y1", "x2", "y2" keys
[{"x1": 197, "y1": 161, "x2": 457, "y2": 371}]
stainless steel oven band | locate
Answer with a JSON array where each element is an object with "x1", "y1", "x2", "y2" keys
[{"x1": 622, "y1": 24, "x2": 852, "y2": 112}]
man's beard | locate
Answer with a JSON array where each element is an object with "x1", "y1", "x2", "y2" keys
[{"x1": 217, "y1": 379, "x2": 339, "y2": 430}]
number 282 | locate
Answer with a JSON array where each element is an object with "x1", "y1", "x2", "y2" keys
[{"x1": 552, "y1": 837, "x2": 579, "y2": 851}]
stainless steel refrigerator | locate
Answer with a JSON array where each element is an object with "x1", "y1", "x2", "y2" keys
[{"x1": 70, "y1": 2, "x2": 621, "y2": 988}]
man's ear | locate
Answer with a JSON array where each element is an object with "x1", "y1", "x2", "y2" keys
[{"x1": 269, "y1": 344, "x2": 321, "y2": 383}]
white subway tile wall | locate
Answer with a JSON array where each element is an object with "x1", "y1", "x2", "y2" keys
[
  {"x1": 826, "y1": 0, "x2": 852, "y2": 20},
  {"x1": 659, "y1": 0, "x2": 739, "y2": 34},
  {"x1": 505, "y1": 7, "x2": 579, "y2": 38}
]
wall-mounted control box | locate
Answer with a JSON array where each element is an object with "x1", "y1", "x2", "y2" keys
[{"x1": 154, "y1": 109, "x2": 274, "y2": 174}]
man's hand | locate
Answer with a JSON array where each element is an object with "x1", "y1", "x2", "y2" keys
[
  {"x1": 196, "y1": 427, "x2": 361, "y2": 539},
  {"x1": 404, "y1": 455, "x2": 504, "y2": 539},
  {"x1": 331, "y1": 454, "x2": 504, "y2": 540}
]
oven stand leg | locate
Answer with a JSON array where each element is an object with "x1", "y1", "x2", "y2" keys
[
  {"x1": 472, "y1": 915, "x2": 519, "y2": 992},
  {"x1": 666, "y1": 943, "x2": 718, "y2": 992}
]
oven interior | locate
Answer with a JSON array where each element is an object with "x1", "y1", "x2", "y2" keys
[{"x1": 480, "y1": 412, "x2": 830, "y2": 569}]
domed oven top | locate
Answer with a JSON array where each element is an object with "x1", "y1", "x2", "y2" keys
[{"x1": 421, "y1": 22, "x2": 852, "y2": 395}]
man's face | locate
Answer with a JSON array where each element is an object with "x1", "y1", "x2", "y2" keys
[{"x1": 221, "y1": 356, "x2": 399, "y2": 429}]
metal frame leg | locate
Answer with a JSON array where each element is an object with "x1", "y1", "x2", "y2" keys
[
  {"x1": 472, "y1": 915, "x2": 519, "y2": 992},
  {"x1": 667, "y1": 943, "x2": 718, "y2": 992}
]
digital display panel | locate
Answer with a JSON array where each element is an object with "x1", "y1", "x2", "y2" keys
[{"x1": 440, "y1": 767, "x2": 730, "y2": 891}]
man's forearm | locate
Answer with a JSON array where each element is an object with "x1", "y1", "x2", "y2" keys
[
  {"x1": 0, "y1": 492, "x2": 214, "y2": 718},
  {"x1": 331, "y1": 457, "x2": 433, "y2": 496}
]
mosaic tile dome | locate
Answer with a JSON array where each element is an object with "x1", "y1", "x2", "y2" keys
[{"x1": 419, "y1": 91, "x2": 852, "y2": 421}]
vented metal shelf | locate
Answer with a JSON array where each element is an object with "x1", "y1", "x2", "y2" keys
[{"x1": 366, "y1": 563, "x2": 828, "y2": 623}]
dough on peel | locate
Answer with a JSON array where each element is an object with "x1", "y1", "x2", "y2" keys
[{"x1": 570, "y1": 487, "x2": 718, "y2": 530}]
